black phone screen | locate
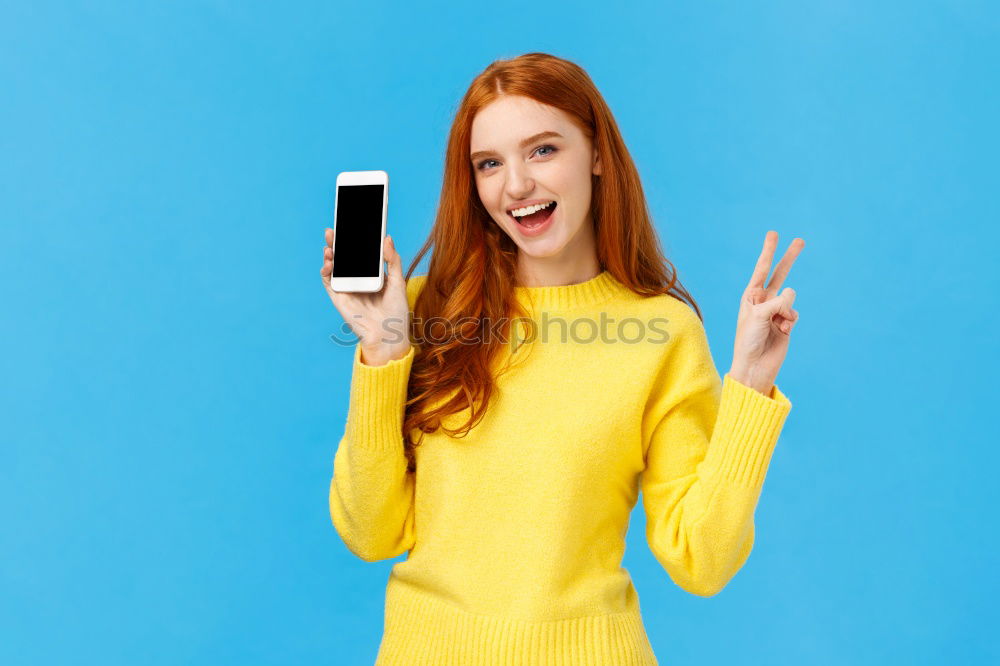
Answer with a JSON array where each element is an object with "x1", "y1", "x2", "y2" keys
[{"x1": 332, "y1": 183, "x2": 384, "y2": 278}]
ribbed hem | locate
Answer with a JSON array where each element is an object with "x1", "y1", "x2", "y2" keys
[
  {"x1": 375, "y1": 580, "x2": 659, "y2": 665},
  {"x1": 514, "y1": 270, "x2": 634, "y2": 311},
  {"x1": 698, "y1": 375, "x2": 793, "y2": 489},
  {"x1": 345, "y1": 343, "x2": 415, "y2": 452}
]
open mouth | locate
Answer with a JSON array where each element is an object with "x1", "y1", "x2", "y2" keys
[{"x1": 509, "y1": 202, "x2": 557, "y2": 229}]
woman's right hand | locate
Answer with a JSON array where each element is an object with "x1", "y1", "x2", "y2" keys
[{"x1": 321, "y1": 228, "x2": 412, "y2": 366}]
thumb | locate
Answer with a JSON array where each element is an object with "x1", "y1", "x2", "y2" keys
[
  {"x1": 761, "y1": 287, "x2": 796, "y2": 318},
  {"x1": 385, "y1": 235, "x2": 404, "y2": 283}
]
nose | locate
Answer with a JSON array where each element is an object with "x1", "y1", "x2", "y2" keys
[{"x1": 504, "y1": 161, "x2": 534, "y2": 200}]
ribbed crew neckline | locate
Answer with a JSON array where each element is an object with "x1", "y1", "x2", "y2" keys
[{"x1": 513, "y1": 269, "x2": 630, "y2": 310}]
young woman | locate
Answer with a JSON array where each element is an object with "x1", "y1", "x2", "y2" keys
[{"x1": 321, "y1": 52, "x2": 804, "y2": 666}]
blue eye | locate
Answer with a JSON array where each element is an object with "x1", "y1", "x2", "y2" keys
[{"x1": 476, "y1": 144, "x2": 558, "y2": 172}]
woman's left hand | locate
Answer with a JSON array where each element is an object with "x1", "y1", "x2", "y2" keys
[{"x1": 728, "y1": 231, "x2": 805, "y2": 396}]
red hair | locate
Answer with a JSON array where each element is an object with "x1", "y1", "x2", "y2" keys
[{"x1": 401, "y1": 52, "x2": 700, "y2": 472}]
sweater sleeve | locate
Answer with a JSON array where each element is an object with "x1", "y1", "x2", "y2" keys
[
  {"x1": 639, "y1": 302, "x2": 792, "y2": 597},
  {"x1": 328, "y1": 275, "x2": 427, "y2": 562}
]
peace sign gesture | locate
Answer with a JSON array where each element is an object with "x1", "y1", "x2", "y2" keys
[{"x1": 727, "y1": 231, "x2": 805, "y2": 396}]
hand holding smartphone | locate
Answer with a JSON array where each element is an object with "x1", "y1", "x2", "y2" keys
[{"x1": 320, "y1": 170, "x2": 411, "y2": 366}]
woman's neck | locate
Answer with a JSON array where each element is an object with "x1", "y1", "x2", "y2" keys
[
  {"x1": 515, "y1": 258, "x2": 602, "y2": 288},
  {"x1": 515, "y1": 224, "x2": 602, "y2": 287}
]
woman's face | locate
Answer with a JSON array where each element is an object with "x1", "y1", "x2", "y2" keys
[{"x1": 470, "y1": 95, "x2": 602, "y2": 270}]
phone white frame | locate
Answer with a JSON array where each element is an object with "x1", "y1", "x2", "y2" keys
[{"x1": 331, "y1": 170, "x2": 388, "y2": 293}]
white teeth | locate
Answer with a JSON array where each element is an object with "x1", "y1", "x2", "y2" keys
[{"x1": 510, "y1": 201, "x2": 555, "y2": 218}]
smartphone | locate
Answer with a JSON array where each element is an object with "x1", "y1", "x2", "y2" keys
[{"x1": 330, "y1": 170, "x2": 388, "y2": 293}]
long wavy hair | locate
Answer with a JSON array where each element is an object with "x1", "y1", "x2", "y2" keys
[{"x1": 400, "y1": 52, "x2": 700, "y2": 472}]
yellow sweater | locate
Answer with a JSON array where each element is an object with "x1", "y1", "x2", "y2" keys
[{"x1": 330, "y1": 270, "x2": 792, "y2": 665}]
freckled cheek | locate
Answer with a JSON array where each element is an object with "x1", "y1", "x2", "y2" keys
[{"x1": 476, "y1": 183, "x2": 501, "y2": 220}]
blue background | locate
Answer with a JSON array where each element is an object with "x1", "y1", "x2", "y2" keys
[{"x1": 3, "y1": 1, "x2": 997, "y2": 664}]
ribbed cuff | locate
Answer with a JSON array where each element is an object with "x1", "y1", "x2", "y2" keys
[
  {"x1": 698, "y1": 374, "x2": 792, "y2": 489},
  {"x1": 345, "y1": 343, "x2": 415, "y2": 452}
]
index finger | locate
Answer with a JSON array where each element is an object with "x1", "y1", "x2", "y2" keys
[{"x1": 747, "y1": 230, "x2": 778, "y2": 289}]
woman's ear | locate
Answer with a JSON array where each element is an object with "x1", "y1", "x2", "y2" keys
[{"x1": 592, "y1": 148, "x2": 602, "y2": 176}]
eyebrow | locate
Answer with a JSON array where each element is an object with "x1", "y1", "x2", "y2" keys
[{"x1": 470, "y1": 131, "x2": 564, "y2": 162}]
